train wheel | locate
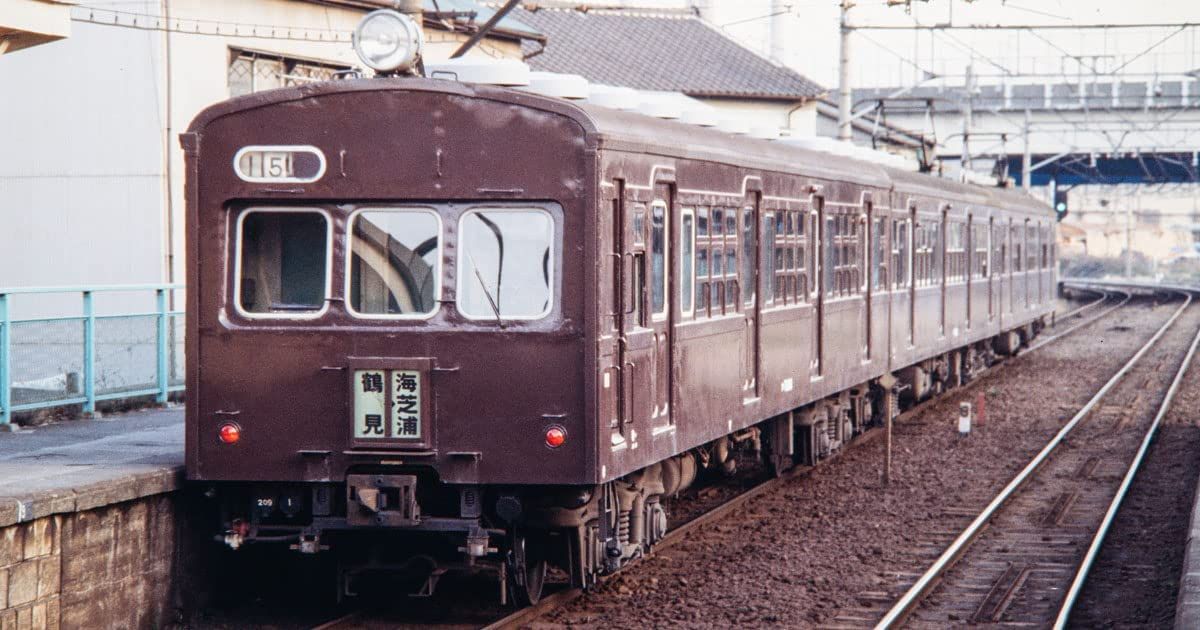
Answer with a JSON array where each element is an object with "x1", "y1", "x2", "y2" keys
[{"x1": 507, "y1": 533, "x2": 547, "y2": 607}]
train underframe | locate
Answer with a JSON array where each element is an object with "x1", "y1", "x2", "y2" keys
[{"x1": 210, "y1": 320, "x2": 1044, "y2": 606}]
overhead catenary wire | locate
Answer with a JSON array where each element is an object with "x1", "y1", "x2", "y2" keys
[{"x1": 72, "y1": 5, "x2": 354, "y2": 42}]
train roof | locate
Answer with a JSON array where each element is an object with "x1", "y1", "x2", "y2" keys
[{"x1": 187, "y1": 77, "x2": 1052, "y2": 216}]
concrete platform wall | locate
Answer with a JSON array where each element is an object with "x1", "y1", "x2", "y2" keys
[{"x1": 0, "y1": 493, "x2": 183, "y2": 630}]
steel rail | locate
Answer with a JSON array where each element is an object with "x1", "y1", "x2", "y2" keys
[
  {"x1": 1027, "y1": 289, "x2": 1130, "y2": 353},
  {"x1": 1055, "y1": 287, "x2": 1113, "y2": 322},
  {"x1": 1052, "y1": 300, "x2": 1200, "y2": 629},
  {"x1": 481, "y1": 426, "x2": 888, "y2": 630},
  {"x1": 874, "y1": 290, "x2": 1193, "y2": 629},
  {"x1": 313, "y1": 292, "x2": 1132, "y2": 630},
  {"x1": 489, "y1": 290, "x2": 1133, "y2": 630}
]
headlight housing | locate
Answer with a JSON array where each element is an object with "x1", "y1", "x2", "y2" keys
[{"x1": 352, "y1": 9, "x2": 423, "y2": 74}]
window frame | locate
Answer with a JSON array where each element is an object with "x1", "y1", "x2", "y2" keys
[
  {"x1": 680, "y1": 207, "x2": 696, "y2": 318},
  {"x1": 233, "y1": 206, "x2": 334, "y2": 321},
  {"x1": 344, "y1": 206, "x2": 444, "y2": 321},
  {"x1": 455, "y1": 206, "x2": 557, "y2": 322},
  {"x1": 650, "y1": 199, "x2": 670, "y2": 321}
]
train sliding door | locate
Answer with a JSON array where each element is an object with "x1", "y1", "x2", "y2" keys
[
  {"x1": 649, "y1": 185, "x2": 674, "y2": 432},
  {"x1": 810, "y1": 201, "x2": 824, "y2": 377},
  {"x1": 617, "y1": 194, "x2": 654, "y2": 442},
  {"x1": 741, "y1": 194, "x2": 761, "y2": 400}
]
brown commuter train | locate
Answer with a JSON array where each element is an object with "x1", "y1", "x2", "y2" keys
[{"x1": 183, "y1": 62, "x2": 1055, "y2": 604}]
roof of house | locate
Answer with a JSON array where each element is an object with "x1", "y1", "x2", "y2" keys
[{"x1": 510, "y1": 6, "x2": 825, "y2": 101}]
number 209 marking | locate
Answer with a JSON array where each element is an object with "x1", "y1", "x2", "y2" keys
[{"x1": 233, "y1": 145, "x2": 326, "y2": 183}]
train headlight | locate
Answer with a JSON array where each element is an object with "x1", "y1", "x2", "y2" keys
[{"x1": 352, "y1": 9, "x2": 423, "y2": 74}]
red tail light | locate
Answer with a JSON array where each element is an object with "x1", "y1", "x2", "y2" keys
[
  {"x1": 545, "y1": 425, "x2": 566, "y2": 448},
  {"x1": 218, "y1": 423, "x2": 241, "y2": 445}
]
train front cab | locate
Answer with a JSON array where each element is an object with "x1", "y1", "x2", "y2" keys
[{"x1": 183, "y1": 80, "x2": 600, "y2": 602}]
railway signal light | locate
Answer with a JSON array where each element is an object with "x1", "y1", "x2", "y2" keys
[
  {"x1": 218, "y1": 423, "x2": 241, "y2": 445},
  {"x1": 1053, "y1": 189, "x2": 1069, "y2": 222}
]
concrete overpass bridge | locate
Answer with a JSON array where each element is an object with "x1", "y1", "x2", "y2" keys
[{"x1": 853, "y1": 77, "x2": 1200, "y2": 186}]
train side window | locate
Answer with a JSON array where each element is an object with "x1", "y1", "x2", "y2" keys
[
  {"x1": 347, "y1": 208, "x2": 441, "y2": 318},
  {"x1": 972, "y1": 221, "x2": 989, "y2": 278},
  {"x1": 931, "y1": 221, "x2": 943, "y2": 284},
  {"x1": 892, "y1": 218, "x2": 910, "y2": 289},
  {"x1": 916, "y1": 220, "x2": 926, "y2": 286},
  {"x1": 764, "y1": 212, "x2": 776, "y2": 304},
  {"x1": 871, "y1": 217, "x2": 886, "y2": 290},
  {"x1": 725, "y1": 242, "x2": 738, "y2": 310},
  {"x1": 1011, "y1": 225, "x2": 1023, "y2": 272},
  {"x1": 712, "y1": 208, "x2": 724, "y2": 236},
  {"x1": 633, "y1": 206, "x2": 646, "y2": 246},
  {"x1": 946, "y1": 220, "x2": 966, "y2": 283},
  {"x1": 236, "y1": 209, "x2": 330, "y2": 317},
  {"x1": 457, "y1": 208, "x2": 554, "y2": 320},
  {"x1": 681, "y1": 208, "x2": 695, "y2": 316},
  {"x1": 1040, "y1": 225, "x2": 1049, "y2": 269},
  {"x1": 823, "y1": 214, "x2": 837, "y2": 297},
  {"x1": 993, "y1": 221, "x2": 1006, "y2": 275},
  {"x1": 1026, "y1": 222, "x2": 1037, "y2": 271},
  {"x1": 650, "y1": 201, "x2": 667, "y2": 318},
  {"x1": 742, "y1": 207, "x2": 756, "y2": 306},
  {"x1": 795, "y1": 211, "x2": 807, "y2": 300}
]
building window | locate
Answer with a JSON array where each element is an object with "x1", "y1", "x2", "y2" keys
[{"x1": 228, "y1": 49, "x2": 351, "y2": 97}]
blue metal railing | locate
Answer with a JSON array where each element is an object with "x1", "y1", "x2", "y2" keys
[{"x1": 0, "y1": 284, "x2": 185, "y2": 425}]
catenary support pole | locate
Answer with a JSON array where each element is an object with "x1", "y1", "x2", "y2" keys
[
  {"x1": 1022, "y1": 108, "x2": 1032, "y2": 191},
  {"x1": 837, "y1": 0, "x2": 854, "y2": 142},
  {"x1": 83, "y1": 291, "x2": 95, "y2": 415},
  {"x1": 0, "y1": 293, "x2": 9, "y2": 426}
]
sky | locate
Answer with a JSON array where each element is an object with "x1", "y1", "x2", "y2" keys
[{"x1": 607, "y1": 0, "x2": 1200, "y2": 89}]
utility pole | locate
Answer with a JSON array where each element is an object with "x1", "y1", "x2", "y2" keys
[
  {"x1": 1021, "y1": 108, "x2": 1032, "y2": 191},
  {"x1": 837, "y1": 0, "x2": 854, "y2": 142},
  {"x1": 961, "y1": 61, "x2": 974, "y2": 181}
]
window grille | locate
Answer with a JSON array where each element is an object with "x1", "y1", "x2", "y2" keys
[{"x1": 228, "y1": 49, "x2": 351, "y2": 97}]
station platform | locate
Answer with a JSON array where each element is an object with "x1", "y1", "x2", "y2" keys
[
  {"x1": 0, "y1": 407, "x2": 183, "y2": 527},
  {"x1": 0, "y1": 407, "x2": 184, "y2": 628},
  {"x1": 1178, "y1": 466, "x2": 1200, "y2": 628}
]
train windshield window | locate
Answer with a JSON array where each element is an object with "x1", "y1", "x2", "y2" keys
[
  {"x1": 458, "y1": 208, "x2": 554, "y2": 320},
  {"x1": 348, "y1": 209, "x2": 440, "y2": 317},
  {"x1": 236, "y1": 209, "x2": 329, "y2": 316}
]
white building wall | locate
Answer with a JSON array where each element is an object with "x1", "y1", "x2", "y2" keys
[
  {"x1": 0, "y1": 0, "x2": 520, "y2": 311},
  {"x1": 0, "y1": 17, "x2": 165, "y2": 291}
]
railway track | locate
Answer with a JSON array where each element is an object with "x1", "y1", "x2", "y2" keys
[
  {"x1": 311, "y1": 289, "x2": 1130, "y2": 630},
  {"x1": 874, "y1": 290, "x2": 1200, "y2": 629}
]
